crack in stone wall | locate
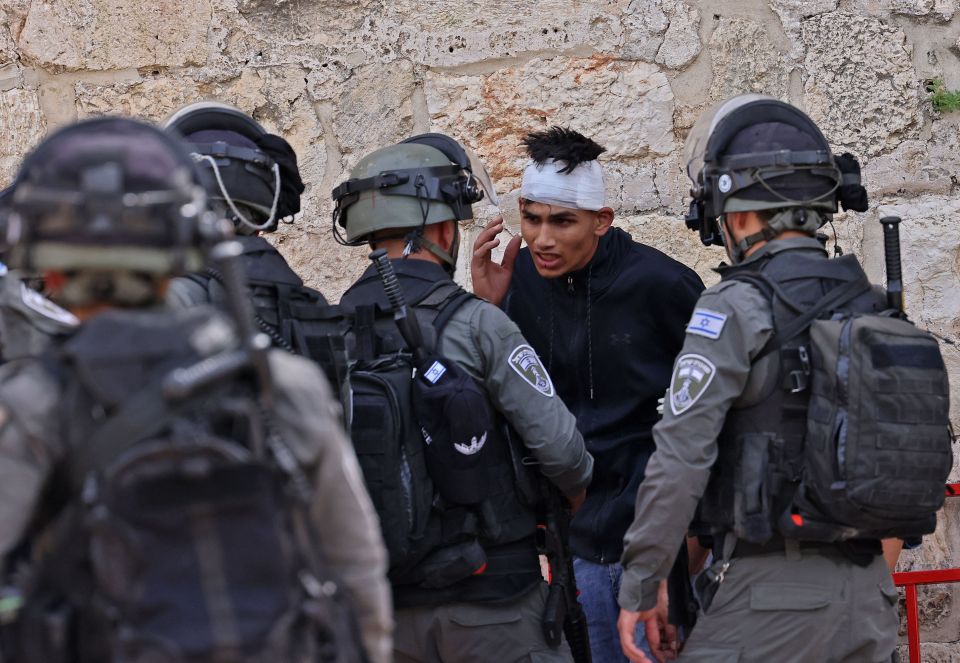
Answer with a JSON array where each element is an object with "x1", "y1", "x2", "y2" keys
[{"x1": 1, "y1": 0, "x2": 959, "y2": 648}]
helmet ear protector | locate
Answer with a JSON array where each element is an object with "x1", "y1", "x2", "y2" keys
[
  {"x1": 331, "y1": 132, "x2": 485, "y2": 240},
  {"x1": 685, "y1": 99, "x2": 845, "y2": 247}
]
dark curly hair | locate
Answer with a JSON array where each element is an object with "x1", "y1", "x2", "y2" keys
[{"x1": 522, "y1": 126, "x2": 606, "y2": 174}]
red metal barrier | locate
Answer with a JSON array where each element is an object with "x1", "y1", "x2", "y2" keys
[{"x1": 891, "y1": 483, "x2": 960, "y2": 663}]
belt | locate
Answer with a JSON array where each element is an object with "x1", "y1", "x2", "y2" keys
[{"x1": 731, "y1": 538, "x2": 838, "y2": 559}]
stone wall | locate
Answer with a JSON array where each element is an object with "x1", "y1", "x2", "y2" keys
[{"x1": 1, "y1": 0, "x2": 959, "y2": 655}]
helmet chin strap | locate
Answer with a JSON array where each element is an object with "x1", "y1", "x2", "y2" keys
[
  {"x1": 720, "y1": 214, "x2": 778, "y2": 264},
  {"x1": 404, "y1": 223, "x2": 459, "y2": 275}
]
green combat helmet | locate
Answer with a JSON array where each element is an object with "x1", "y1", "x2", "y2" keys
[{"x1": 331, "y1": 133, "x2": 498, "y2": 271}]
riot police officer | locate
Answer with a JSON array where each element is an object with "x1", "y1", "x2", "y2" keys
[
  {"x1": 164, "y1": 102, "x2": 327, "y2": 349},
  {"x1": 331, "y1": 134, "x2": 594, "y2": 663},
  {"x1": 0, "y1": 117, "x2": 392, "y2": 663},
  {"x1": 616, "y1": 96, "x2": 902, "y2": 662}
]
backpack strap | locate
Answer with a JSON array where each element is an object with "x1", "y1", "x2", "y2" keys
[
  {"x1": 67, "y1": 351, "x2": 252, "y2": 490},
  {"x1": 433, "y1": 290, "x2": 476, "y2": 336},
  {"x1": 729, "y1": 270, "x2": 872, "y2": 361},
  {"x1": 68, "y1": 380, "x2": 177, "y2": 490}
]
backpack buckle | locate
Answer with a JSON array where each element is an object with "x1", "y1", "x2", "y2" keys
[
  {"x1": 789, "y1": 345, "x2": 812, "y2": 393},
  {"x1": 788, "y1": 370, "x2": 808, "y2": 393}
]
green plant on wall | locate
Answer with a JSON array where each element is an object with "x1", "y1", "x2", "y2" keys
[{"x1": 928, "y1": 79, "x2": 960, "y2": 113}]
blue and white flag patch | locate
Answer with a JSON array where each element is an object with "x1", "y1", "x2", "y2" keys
[{"x1": 686, "y1": 308, "x2": 727, "y2": 340}]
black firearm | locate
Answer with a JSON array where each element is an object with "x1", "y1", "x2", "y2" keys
[
  {"x1": 880, "y1": 215, "x2": 903, "y2": 312},
  {"x1": 369, "y1": 248, "x2": 428, "y2": 364},
  {"x1": 538, "y1": 479, "x2": 592, "y2": 663}
]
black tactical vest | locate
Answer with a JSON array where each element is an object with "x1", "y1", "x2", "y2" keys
[
  {"x1": 186, "y1": 235, "x2": 327, "y2": 351},
  {"x1": 691, "y1": 248, "x2": 882, "y2": 542},
  {"x1": 341, "y1": 269, "x2": 542, "y2": 608}
]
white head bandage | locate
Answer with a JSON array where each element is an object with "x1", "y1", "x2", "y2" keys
[{"x1": 520, "y1": 158, "x2": 606, "y2": 211}]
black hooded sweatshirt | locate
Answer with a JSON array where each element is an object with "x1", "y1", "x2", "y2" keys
[{"x1": 504, "y1": 227, "x2": 704, "y2": 563}]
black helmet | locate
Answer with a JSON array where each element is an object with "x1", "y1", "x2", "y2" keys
[
  {"x1": 684, "y1": 94, "x2": 868, "y2": 248},
  {"x1": 6, "y1": 116, "x2": 208, "y2": 278},
  {"x1": 164, "y1": 101, "x2": 304, "y2": 234}
]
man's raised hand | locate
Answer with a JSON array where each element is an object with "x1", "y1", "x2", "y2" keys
[{"x1": 471, "y1": 216, "x2": 521, "y2": 307}]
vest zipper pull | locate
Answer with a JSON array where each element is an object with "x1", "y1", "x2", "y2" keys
[{"x1": 567, "y1": 275, "x2": 574, "y2": 294}]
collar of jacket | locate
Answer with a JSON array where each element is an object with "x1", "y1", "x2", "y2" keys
[
  {"x1": 551, "y1": 227, "x2": 631, "y2": 295},
  {"x1": 345, "y1": 257, "x2": 452, "y2": 309},
  {"x1": 716, "y1": 235, "x2": 827, "y2": 277}
]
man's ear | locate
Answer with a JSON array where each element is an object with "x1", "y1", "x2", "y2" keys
[
  {"x1": 595, "y1": 207, "x2": 614, "y2": 237},
  {"x1": 432, "y1": 219, "x2": 457, "y2": 252}
]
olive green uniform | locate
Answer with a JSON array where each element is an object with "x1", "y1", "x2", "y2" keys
[
  {"x1": 618, "y1": 238, "x2": 897, "y2": 662},
  {"x1": 0, "y1": 307, "x2": 394, "y2": 663}
]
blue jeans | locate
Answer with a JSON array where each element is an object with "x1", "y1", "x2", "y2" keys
[{"x1": 573, "y1": 557, "x2": 653, "y2": 663}]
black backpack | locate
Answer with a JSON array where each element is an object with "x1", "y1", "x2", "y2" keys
[
  {"x1": 8, "y1": 313, "x2": 367, "y2": 663},
  {"x1": 288, "y1": 282, "x2": 509, "y2": 581},
  {"x1": 732, "y1": 262, "x2": 953, "y2": 543}
]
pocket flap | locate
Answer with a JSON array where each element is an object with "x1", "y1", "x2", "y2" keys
[
  {"x1": 879, "y1": 581, "x2": 899, "y2": 606},
  {"x1": 750, "y1": 582, "x2": 831, "y2": 611},
  {"x1": 447, "y1": 604, "x2": 522, "y2": 627}
]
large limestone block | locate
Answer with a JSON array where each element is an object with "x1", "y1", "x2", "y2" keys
[
  {"x1": 380, "y1": 1, "x2": 625, "y2": 68},
  {"x1": 889, "y1": 0, "x2": 957, "y2": 19},
  {"x1": 863, "y1": 121, "x2": 960, "y2": 199},
  {"x1": 769, "y1": 0, "x2": 838, "y2": 64},
  {"x1": 847, "y1": 0, "x2": 958, "y2": 21},
  {"x1": 426, "y1": 56, "x2": 675, "y2": 191},
  {"x1": 618, "y1": 213, "x2": 724, "y2": 286},
  {"x1": 17, "y1": 0, "x2": 211, "y2": 71},
  {"x1": 76, "y1": 78, "x2": 207, "y2": 122},
  {"x1": 606, "y1": 162, "x2": 660, "y2": 215},
  {"x1": 802, "y1": 12, "x2": 920, "y2": 158},
  {"x1": 655, "y1": 0, "x2": 702, "y2": 70},
  {"x1": 0, "y1": 86, "x2": 44, "y2": 182},
  {"x1": 0, "y1": 12, "x2": 17, "y2": 65},
  {"x1": 708, "y1": 17, "x2": 789, "y2": 101},
  {"x1": 328, "y1": 61, "x2": 416, "y2": 173}
]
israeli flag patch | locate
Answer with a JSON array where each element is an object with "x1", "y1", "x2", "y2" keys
[
  {"x1": 423, "y1": 361, "x2": 447, "y2": 384},
  {"x1": 686, "y1": 308, "x2": 727, "y2": 340}
]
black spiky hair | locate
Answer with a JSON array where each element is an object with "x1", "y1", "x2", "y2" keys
[{"x1": 522, "y1": 126, "x2": 606, "y2": 174}]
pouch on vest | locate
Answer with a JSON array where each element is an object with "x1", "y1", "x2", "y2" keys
[
  {"x1": 782, "y1": 313, "x2": 953, "y2": 541},
  {"x1": 412, "y1": 294, "x2": 503, "y2": 507}
]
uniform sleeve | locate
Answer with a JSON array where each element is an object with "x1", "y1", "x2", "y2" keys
[
  {"x1": 0, "y1": 360, "x2": 62, "y2": 559},
  {"x1": 618, "y1": 281, "x2": 773, "y2": 612},
  {"x1": 458, "y1": 302, "x2": 593, "y2": 498},
  {"x1": 268, "y1": 352, "x2": 393, "y2": 663}
]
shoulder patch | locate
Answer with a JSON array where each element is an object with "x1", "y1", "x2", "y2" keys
[
  {"x1": 508, "y1": 344, "x2": 554, "y2": 397},
  {"x1": 670, "y1": 353, "x2": 717, "y2": 416},
  {"x1": 686, "y1": 308, "x2": 727, "y2": 340}
]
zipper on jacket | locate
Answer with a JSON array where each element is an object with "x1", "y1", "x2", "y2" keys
[{"x1": 567, "y1": 275, "x2": 574, "y2": 294}]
